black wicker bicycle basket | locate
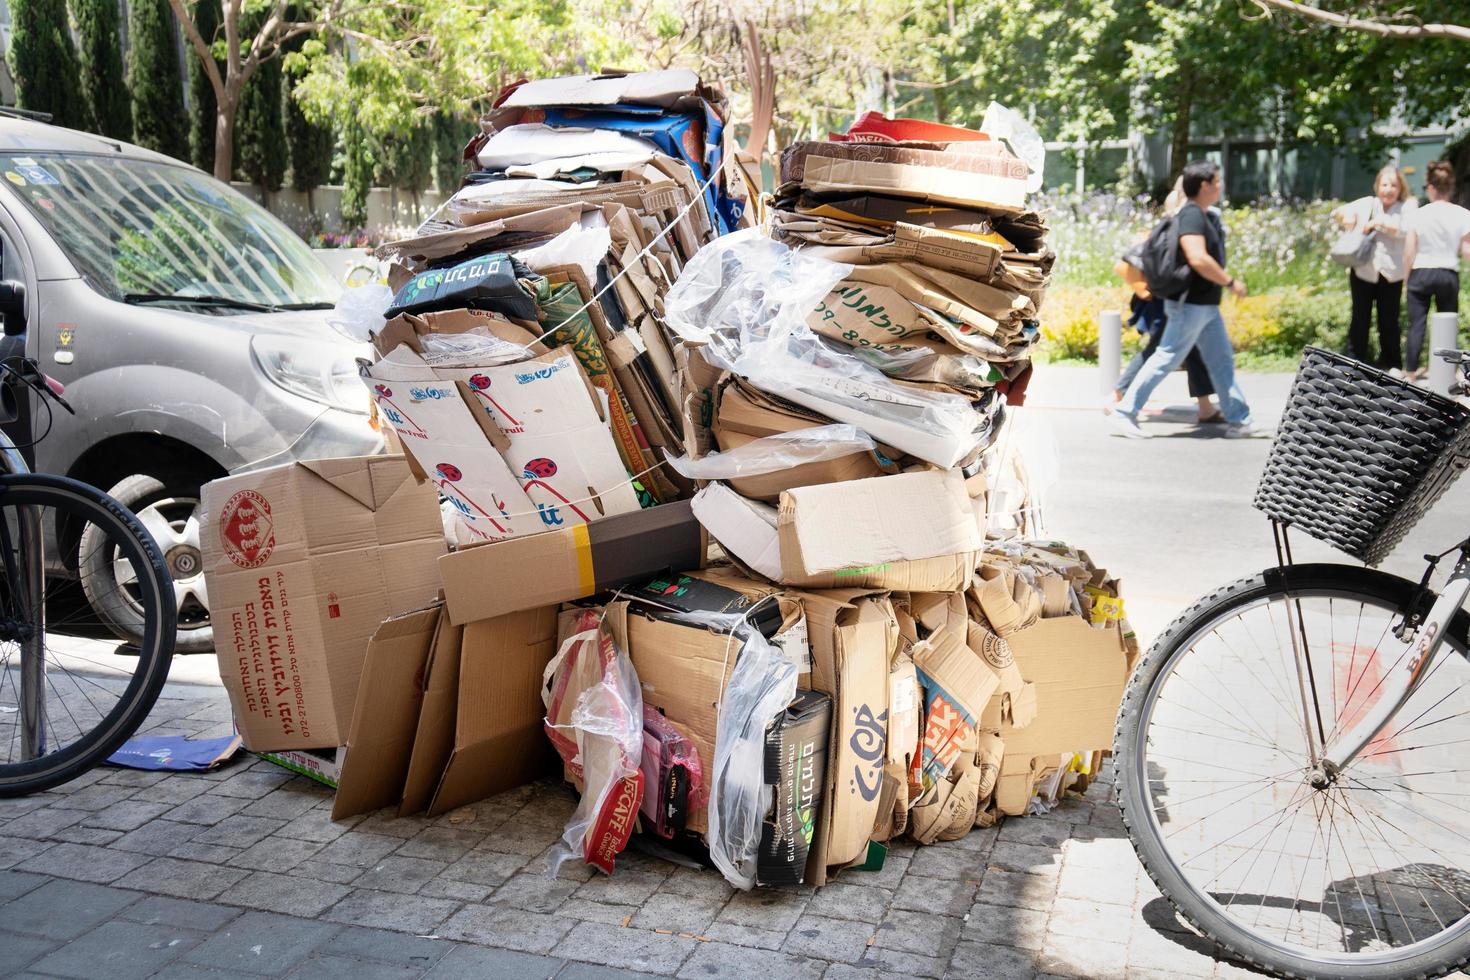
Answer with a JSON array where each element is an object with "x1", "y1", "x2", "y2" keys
[{"x1": 1254, "y1": 347, "x2": 1470, "y2": 565}]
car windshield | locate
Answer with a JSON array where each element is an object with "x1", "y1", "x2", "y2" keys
[{"x1": 0, "y1": 152, "x2": 339, "y2": 309}]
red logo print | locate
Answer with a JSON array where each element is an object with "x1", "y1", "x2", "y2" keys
[{"x1": 219, "y1": 490, "x2": 275, "y2": 569}]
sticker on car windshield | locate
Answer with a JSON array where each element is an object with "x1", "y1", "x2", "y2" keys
[
  {"x1": 4, "y1": 171, "x2": 25, "y2": 186},
  {"x1": 16, "y1": 165, "x2": 58, "y2": 186},
  {"x1": 12, "y1": 157, "x2": 36, "y2": 167}
]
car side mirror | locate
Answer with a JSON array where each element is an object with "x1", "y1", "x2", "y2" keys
[{"x1": 0, "y1": 280, "x2": 26, "y2": 337}]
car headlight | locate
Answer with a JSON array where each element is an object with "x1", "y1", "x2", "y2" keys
[{"x1": 251, "y1": 336, "x2": 369, "y2": 415}]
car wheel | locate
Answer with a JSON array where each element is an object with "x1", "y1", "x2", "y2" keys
[{"x1": 80, "y1": 472, "x2": 214, "y2": 653}]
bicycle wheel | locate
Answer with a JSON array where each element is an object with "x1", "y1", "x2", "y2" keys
[
  {"x1": 0, "y1": 474, "x2": 175, "y2": 795},
  {"x1": 1116, "y1": 563, "x2": 1470, "y2": 980}
]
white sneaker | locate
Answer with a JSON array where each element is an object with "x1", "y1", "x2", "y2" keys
[
  {"x1": 1224, "y1": 422, "x2": 1271, "y2": 439},
  {"x1": 1110, "y1": 411, "x2": 1148, "y2": 439}
]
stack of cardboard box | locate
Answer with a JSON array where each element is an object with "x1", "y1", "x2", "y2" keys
[{"x1": 200, "y1": 85, "x2": 1136, "y2": 891}]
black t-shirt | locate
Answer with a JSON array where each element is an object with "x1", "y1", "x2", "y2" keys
[{"x1": 1176, "y1": 203, "x2": 1225, "y2": 306}]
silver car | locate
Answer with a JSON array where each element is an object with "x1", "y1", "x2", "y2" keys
[{"x1": 0, "y1": 115, "x2": 382, "y2": 652}]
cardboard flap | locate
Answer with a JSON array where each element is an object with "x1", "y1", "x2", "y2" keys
[
  {"x1": 331, "y1": 605, "x2": 441, "y2": 821},
  {"x1": 300, "y1": 456, "x2": 408, "y2": 512},
  {"x1": 398, "y1": 617, "x2": 466, "y2": 817}
]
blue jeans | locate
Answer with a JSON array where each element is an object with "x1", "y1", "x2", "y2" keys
[{"x1": 1118, "y1": 299, "x2": 1251, "y2": 424}]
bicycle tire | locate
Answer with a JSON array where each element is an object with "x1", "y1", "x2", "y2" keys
[
  {"x1": 0, "y1": 473, "x2": 175, "y2": 795},
  {"x1": 1116, "y1": 563, "x2": 1470, "y2": 980}
]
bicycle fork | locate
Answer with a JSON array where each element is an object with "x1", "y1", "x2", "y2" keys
[
  {"x1": 1, "y1": 501, "x2": 46, "y2": 761},
  {"x1": 1306, "y1": 547, "x2": 1470, "y2": 788}
]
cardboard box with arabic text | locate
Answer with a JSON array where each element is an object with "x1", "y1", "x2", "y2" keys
[{"x1": 200, "y1": 456, "x2": 447, "y2": 752}]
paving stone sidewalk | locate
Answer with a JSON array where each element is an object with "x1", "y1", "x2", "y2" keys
[{"x1": 0, "y1": 678, "x2": 1260, "y2": 980}]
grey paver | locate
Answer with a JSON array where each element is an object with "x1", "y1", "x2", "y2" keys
[
  {"x1": 804, "y1": 880, "x2": 889, "y2": 923},
  {"x1": 276, "y1": 809, "x2": 361, "y2": 843},
  {"x1": 439, "y1": 903, "x2": 576, "y2": 953},
  {"x1": 117, "y1": 894, "x2": 244, "y2": 931},
  {"x1": 906, "y1": 843, "x2": 987, "y2": 882},
  {"x1": 3, "y1": 806, "x2": 87, "y2": 839},
  {"x1": 0, "y1": 869, "x2": 48, "y2": 902},
  {"x1": 854, "y1": 945, "x2": 947, "y2": 979},
  {"x1": 974, "y1": 868, "x2": 1059, "y2": 912},
  {"x1": 0, "y1": 837, "x2": 52, "y2": 870},
  {"x1": 81, "y1": 800, "x2": 173, "y2": 832},
  {"x1": 27, "y1": 918, "x2": 202, "y2": 980},
  {"x1": 283, "y1": 954, "x2": 423, "y2": 980},
  {"x1": 167, "y1": 840, "x2": 246, "y2": 864},
  {"x1": 963, "y1": 902, "x2": 1048, "y2": 950},
  {"x1": 947, "y1": 940, "x2": 1038, "y2": 980},
  {"x1": 163, "y1": 793, "x2": 252, "y2": 825},
  {"x1": 701, "y1": 921, "x2": 789, "y2": 950},
  {"x1": 891, "y1": 873, "x2": 976, "y2": 916},
  {"x1": 557, "y1": 898, "x2": 637, "y2": 925},
  {"x1": 114, "y1": 856, "x2": 249, "y2": 900},
  {"x1": 872, "y1": 907, "x2": 962, "y2": 957},
  {"x1": 678, "y1": 941, "x2": 824, "y2": 980},
  {"x1": 210, "y1": 769, "x2": 297, "y2": 799},
  {"x1": 573, "y1": 868, "x2": 667, "y2": 906},
  {"x1": 0, "y1": 929, "x2": 59, "y2": 973},
  {"x1": 421, "y1": 944, "x2": 563, "y2": 980},
  {"x1": 629, "y1": 890, "x2": 726, "y2": 935},
  {"x1": 320, "y1": 924, "x2": 454, "y2": 967},
  {"x1": 556, "y1": 965, "x2": 662, "y2": 980},
  {"x1": 0, "y1": 878, "x2": 138, "y2": 939},
  {"x1": 1036, "y1": 936, "x2": 1129, "y2": 980},
  {"x1": 15, "y1": 841, "x2": 150, "y2": 883},
  {"x1": 352, "y1": 854, "x2": 447, "y2": 894},
  {"x1": 50, "y1": 783, "x2": 136, "y2": 811},
  {"x1": 110, "y1": 819, "x2": 205, "y2": 855},
  {"x1": 242, "y1": 788, "x2": 329, "y2": 820},
  {"x1": 418, "y1": 877, "x2": 495, "y2": 903},
  {"x1": 988, "y1": 840, "x2": 1065, "y2": 878},
  {"x1": 316, "y1": 832, "x2": 404, "y2": 868},
  {"x1": 553, "y1": 920, "x2": 697, "y2": 974},
  {"x1": 179, "y1": 910, "x2": 340, "y2": 975},
  {"x1": 193, "y1": 815, "x2": 288, "y2": 848},
  {"x1": 441, "y1": 849, "x2": 526, "y2": 887},
  {"x1": 781, "y1": 912, "x2": 875, "y2": 963},
  {"x1": 130, "y1": 778, "x2": 213, "y2": 805},
  {"x1": 714, "y1": 887, "x2": 808, "y2": 932},
  {"x1": 52, "y1": 825, "x2": 125, "y2": 846},
  {"x1": 492, "y1": 872, "x2": 579, "y2": 913},
  {"x1": 286, "y1": 859, "x2": 365, "y2": 885},
  {"x1": 321, "y1": 887, "x2": 460, "y2": 933},
  {"x1": 220, "y1": 870, "x2": 352, "y2": 916},
  {"x1": 396, "y1": 827, "x2": 486, "y2": 863},
  {"x1": 231, "y1": 836, "x2": 326, "y2": 872}
]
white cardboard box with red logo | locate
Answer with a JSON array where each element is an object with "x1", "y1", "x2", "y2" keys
[
  {"x1": 200, "y1": 455, "x2": 448, "y2": 752},
  {"x1": 363, "y1": 344, "x2": 640, "y2": 547}
]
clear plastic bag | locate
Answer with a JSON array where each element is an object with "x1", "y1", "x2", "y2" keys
[
  {"x1": 542, "y1": 610, "x2": 645, "y2": 877},
  {"x1": 418, "y1": 328, "x2": 537, "y2": 367},
  {"x1": 664, "y1": 425, "x2": 876, "y2": 480},
  {"x1": 661, "y1": 605, "x2": 797, "y2": 891},
  {"x1": 326, "y1": 283, "x2": 393, "y2": 342},
  {"x1": 981, "y1": 101, "x2": 1045, "y2": 194},
  {"x1": 664, "y1": 232, "x2": 986, "y2": 468}
]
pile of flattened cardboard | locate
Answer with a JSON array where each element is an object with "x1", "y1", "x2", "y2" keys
[{"x1": 198, "y1": 84, "x2": 1136, "y2": 891}]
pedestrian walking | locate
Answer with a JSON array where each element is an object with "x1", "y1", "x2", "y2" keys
[
  {"x1": 1404, "y1": 160, "x2": 1470, "y2": 380},
  {"x1": 1110, "y1": 250, "x2": 1221, "y2": 422},
  {"x1": 1110, "y1": 160, "x2": 1260, "y2": 439},
  {"x1": 1331, "y1": 166, "x2": 1416, "y2": 370}
]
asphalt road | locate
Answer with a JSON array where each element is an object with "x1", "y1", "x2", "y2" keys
[{"x1": 1028, "y1": 365, "x2": 1470, "y2": 644}]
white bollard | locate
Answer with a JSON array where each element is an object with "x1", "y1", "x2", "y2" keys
[
  {"x1": 1428, "y1": 311, "x2": 1459, "y2": 396},
  {"x1": 1098, "y1": 309, "x2": 1123, "y2": 396}
]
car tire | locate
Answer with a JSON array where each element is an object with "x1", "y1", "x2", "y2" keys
[{"x1": 81, "y1": 471, "x2": 214, "y2": 654}]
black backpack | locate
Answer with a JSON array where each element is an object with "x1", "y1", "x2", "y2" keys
[{"x1": 1138, "y1": 213, "x2": 1193, "y2": 300}]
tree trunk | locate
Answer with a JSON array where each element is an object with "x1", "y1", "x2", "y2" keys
[
  {"x1": 1168, "y1": 65, "x2": 1194, "y2": 186},
  {"x1": 213, "y1": 99, "x2": 236, "y2": 183}
]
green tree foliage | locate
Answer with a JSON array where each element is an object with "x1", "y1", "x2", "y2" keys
[
  {"x1": 236, "y1": 54, "x2": 287, "y2": 191},
  {"x1": 72, "y1": 0, "x2": 133, "y2": 138},
  {"x1": 6, "y1": 0, "x2": 85, "y2": 129},
  {"x1": 433, "y1": 111, "x2": 475, "y2": 194},
  {"x1": 282, "y1": 22, "x2": 333, "y2": 195},
  {"x1": 341, "y1": 115, "x2": 374, "y2": 230},
  {"x1": 129, "y1": 0, "x2": 189, "y2": 159},
  {"x1": 188, "y1": 0, "x2": 223, "y2": 173},
  {"x1": 380, "y1": 121, "x2": 433, "y2": 196}
]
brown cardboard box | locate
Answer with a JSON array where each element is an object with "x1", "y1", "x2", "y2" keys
[
  {"x1": 794, "y1": 588, "x2": 898, "y2": 885},
  {"x1": 426, "y1": 606, "x2": 560, "y2": 815},
  {"x1": 372, "y1": 308, "x2": 545, "y2": 361},
  {"x1": 780, "y1": 141, "x2": 1029, "y2": 214},
  {"x1": 992, "y1": 616, "x2": 1132, "y2": 816},
  {"x1": 331, "y1": 606, "x2": 441, "y2": 821},
  {"x1": 201, "y1": 456, "x2": 447, "y2": 751},
  {"x1": 777, "y1": 471, "x2": 981, "y2": 590},
  {"x1": 438, "y1": 501, "x2": 705, "y2": 625}
]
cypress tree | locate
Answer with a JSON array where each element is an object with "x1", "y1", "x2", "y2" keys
[
  {"x1": 235, "y1": 58, "x2": 286, "y2": 192},
  {"x1": 71, "y1": 0, "x2": 132, "y2": 138},
  {"x1": 433, "y1": 111, "x2": 474, "y2": 194},
  {"x1": 341, "y1": 116, "x2": 373, "y2": 230},
  {"x1": 188, "y1": 0, "x2": 222, "y2": 173},
  {"x1": 282, "y1": 30, "x2": 331, "y2": 196},
  {"x1": 128, "y1": 0, "x2": 189, "y2": 160},
  {"x1": 6, "y1": 0, "x2": 85, "y2": 129}
]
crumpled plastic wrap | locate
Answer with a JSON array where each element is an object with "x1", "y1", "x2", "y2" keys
[
  {"x1": 982, "y1": 101, "x2": 1045, "y2": 194},
  {"x1": 663, "y1": 605, "x2": 797, "y2": 891},
  {"x1": 664, "y1": 425, "x2": 877, "y2": 480},
  {"x1": 326, "y1": 283, "x2": 393, "y2": 343},
  {"x1": 542, "y1": 611, "x2": 645, "y2": 877},
  {"x1": 664, "y1": 231, "x2": 988, "y2": 467}
]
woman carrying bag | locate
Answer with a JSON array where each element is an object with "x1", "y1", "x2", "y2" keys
[{"x1": 1330, "y1": 165, "x2": 1416, "y2": 371}]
